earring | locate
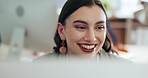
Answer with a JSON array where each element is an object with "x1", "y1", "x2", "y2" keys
[{"x1": 59, "y1": 40, "x2": 66, "y2": 54}]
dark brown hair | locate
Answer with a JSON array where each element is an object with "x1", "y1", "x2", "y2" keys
[{"x1": 53, "y1": 0, "x2": 114, "y2": 54}]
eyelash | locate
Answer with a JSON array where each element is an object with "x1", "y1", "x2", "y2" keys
[
  {"x1": 74, "y1": 25, "x2": 105, "y2": 31},
  {"x1": 74, "y1": 25, "x2": 87, "y2": 30},
  {"x1": 75, "y1": 26, "x2": 86, "y2": 29},
  {"x1": 95, "y1": 26, "x2": 105, "y2": 30}
]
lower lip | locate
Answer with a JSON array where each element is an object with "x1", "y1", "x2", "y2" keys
[{"x1": 78, "y1": 45, "x2": 96, "y2": 53}]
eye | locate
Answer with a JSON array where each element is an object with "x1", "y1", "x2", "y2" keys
[
  {"x1": 74, "y1": 25, "x2": 87, "y2": 31},
  {"x1": 95, "y1": 25, "x2": 105, "y2": 30},
  {"x1": 75, "y1": 26, "x2": 86, "y2": 29}
]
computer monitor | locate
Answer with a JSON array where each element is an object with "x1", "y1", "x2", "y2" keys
[
  {"x1": 0, "y1": 62, "x2": 148, "y2": 78},
  {"x1": 0, "y1": 0, "x2": 57, "y2": 52}
]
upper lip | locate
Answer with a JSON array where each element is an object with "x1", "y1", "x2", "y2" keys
[
  {"x1": 77, "y1": 43, "x2": 97, "y2": 53},
  {"x1": 77, "y1": 43, "x2": 97, "y2": 45},
  {"x1": 77, "y1": 43, "x2": 97, "y2": 48}
]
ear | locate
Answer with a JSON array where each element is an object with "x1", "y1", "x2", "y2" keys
[{"x1": 58, "y1": 22, "x2": 65, "y2": 40}]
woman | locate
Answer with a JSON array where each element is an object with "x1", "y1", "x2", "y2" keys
[{"x1": 36, "y1": 0, "x2": 130, "y2": 62}]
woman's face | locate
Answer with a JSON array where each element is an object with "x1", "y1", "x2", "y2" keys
[{"x1": 59, "y1": 5, "x2": 106, "y2": 57}]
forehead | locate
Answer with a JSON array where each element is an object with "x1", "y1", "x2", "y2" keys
[{"x1": 66, "y1": 5, "x2": 106, "y2": 22}]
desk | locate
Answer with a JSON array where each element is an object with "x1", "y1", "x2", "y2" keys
[{"x1": 0, "y1": 43, "x2": 44, "y2": 62}]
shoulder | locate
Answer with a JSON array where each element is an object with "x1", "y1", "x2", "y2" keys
[{"x1": 100, "y1": 49, "x2": 132, "y2": 63}]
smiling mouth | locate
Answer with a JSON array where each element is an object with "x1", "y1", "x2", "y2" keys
[{"x1": 78, "y1": 43, "x2": 97, "y2": 53}]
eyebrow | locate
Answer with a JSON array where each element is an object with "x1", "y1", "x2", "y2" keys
[
  {"x1": 96, "y1": 21, "x2": 106, "y2": 24},
  {"x1": 73, "y1": 20, "x2": 88, "y2": 24},
  {"x1": 73, "y1": 20, "x2": 105, "y2": 25}
]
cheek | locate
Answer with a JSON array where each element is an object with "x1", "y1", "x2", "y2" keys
[
  {"x1": 64, "y1": 29, "x2": 83, "y2": 42},
  {"x1": 96, "y1": 31, "x2": 106, "y2": 42}
]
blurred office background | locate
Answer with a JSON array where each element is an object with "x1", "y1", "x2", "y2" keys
[{"x1": 0, "y1": 0, "x2": 148, "y2": 63}]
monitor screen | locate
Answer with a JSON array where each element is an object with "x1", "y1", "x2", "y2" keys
[{"x1": 0, "y1": 0, "x2": 57, "y2": 52}]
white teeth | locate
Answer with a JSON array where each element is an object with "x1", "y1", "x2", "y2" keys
[{"x1": 81, "y1": 45, "x2": 95, "y2": 49}]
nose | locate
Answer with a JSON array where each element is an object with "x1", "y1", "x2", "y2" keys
[{"x1": 84, "y1": 30, "x2": 97, "y2": 42}]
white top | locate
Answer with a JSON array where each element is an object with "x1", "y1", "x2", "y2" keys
[{"x1": 34, "y1": 49, "x2": 131, "y2": 63}]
